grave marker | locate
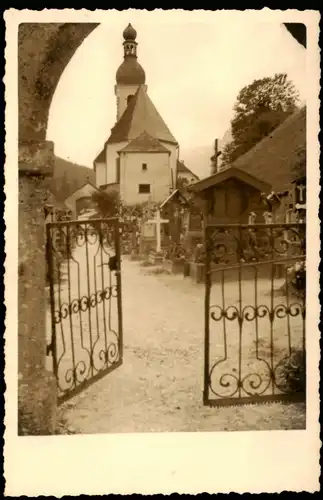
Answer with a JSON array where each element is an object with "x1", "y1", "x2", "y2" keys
[{"x1": 147, "y1": 208, "x2": 169, "y2": 253}]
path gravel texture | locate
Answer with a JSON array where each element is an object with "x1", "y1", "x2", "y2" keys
[{"x1": 60, "y1": 258, "x2": 305, "y2": 434}]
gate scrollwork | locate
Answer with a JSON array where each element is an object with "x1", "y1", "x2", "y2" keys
[
  {"x1": 204, "y1": 223, "x2": 306, "y2": 406},
  {"x1": 46, "y1": 217, "x2": 123, "y2": 404}
]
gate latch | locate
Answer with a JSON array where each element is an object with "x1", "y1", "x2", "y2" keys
[{"x1": 108, "y1": 255, "x2": 118, "y2": 272}]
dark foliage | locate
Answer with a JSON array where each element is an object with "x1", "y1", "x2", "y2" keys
[
  {"x1": 221, "y1": 74, "x2": 300, "y2": 166},
  {"x1": 91, "y1": 189, "x2": 119, "y2": 218}
]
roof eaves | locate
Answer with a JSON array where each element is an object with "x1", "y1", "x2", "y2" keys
[
  {"x1": 188, "y1": 167, "x2": 271, "y2": 193},
  {"x1": 160, "y1": 190, "x2": 179, "y2": 208},
  {"x1": 94, "y1": 148, "x2": 105, "y2": 163},
  {"x1": 63, "y1": 181, "x2": 99, "y2": 201}
]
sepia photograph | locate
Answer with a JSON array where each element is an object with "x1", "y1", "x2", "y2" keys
[{"x1": 4, "y1": 8, "x2": 320, "y2": 496}]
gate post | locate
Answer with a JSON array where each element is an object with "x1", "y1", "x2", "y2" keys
[{"x1": 18, "y1": 140, "x2": 57, "y2": 435}]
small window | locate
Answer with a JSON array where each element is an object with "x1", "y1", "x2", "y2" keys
[
  {"x1": 127, "y1": 95, "x2": 134, "y2": 105},
  {"x1": 138, "y1": 184, "x2": 150, "y2": 194},
  {"x1": 142, "y1": 163, "x2": 147, "y2": 171}
]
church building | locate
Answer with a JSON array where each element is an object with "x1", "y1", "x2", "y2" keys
[{"x1": 94, "y1": 23, "x2": 181, "y2": 206}]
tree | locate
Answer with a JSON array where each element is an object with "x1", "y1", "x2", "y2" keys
[
  {"x1": 221, "y1": 73, "x2": 300, "y2": 166},
  {"x1": 91, "y1": 189, "x2": 119, "y2": 218}
]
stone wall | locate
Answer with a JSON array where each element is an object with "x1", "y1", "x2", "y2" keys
[
  {"x1": 18, "y1": 140, "x2": 58, "y2": 435},
  {"x1": 17, "y1": 23, "x2": 99, "y2": 434}
]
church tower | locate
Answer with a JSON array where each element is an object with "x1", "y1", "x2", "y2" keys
[
  {"x1": 114, "y1": 23, "x2": 147, "y2": 121},
  {"x1": 94, "y1": 23, "x2": 181, "y2": 205}
]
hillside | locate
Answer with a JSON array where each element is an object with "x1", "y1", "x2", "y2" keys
[{"x1": 50, "y1": 156, "x2": 95, "y2": 201}]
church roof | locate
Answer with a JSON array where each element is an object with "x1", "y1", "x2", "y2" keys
[
  {"x1": 116, "y1": 57, "x2": 146, "y2": 85},
  {"x1": 118, "y1": 132, "x2": 170, "y2": 153},
  {"x1": 107, "y1": 85, "x2": 178, "y2": 145},
  {"x1": 177, "y1": 160, "x2": 199, "y2": 179},
  {"x1": 94, "y1": 149, "x2": 105, "y2": 163}
]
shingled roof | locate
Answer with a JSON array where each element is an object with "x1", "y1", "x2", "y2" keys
[
  {"x1": 229, "y1": 106, "x2": 306, "y2": 191},
  {"x1": 107, "y1": 85, "x2": 178, "y2": 145},
  {"x1": 189, "y1": 166, "x2": 271, "y2": 194},
  {"x1": 118, "y1": 131, "x2": 170, "y2": 153},
  {"x1": 94, "y1": 149, "x2": 105, "y2": 163},
  {"x1": 177, "y1": 160, "x2": 199, "y2": 179}
]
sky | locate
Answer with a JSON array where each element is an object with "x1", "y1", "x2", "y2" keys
[{"x1": 47, "y1": 11, "x2": 307, "y2": 176}]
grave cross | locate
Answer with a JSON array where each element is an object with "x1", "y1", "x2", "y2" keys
[
  {"x1": 147, "y1": 208, "x2": 169, "y2": 253},
  {"x1": 248, "y1": 212, "x2": 257, "y2": 225},
  {"x1": 263, "y1": 211, "x2": 273, "y2": 224},
  {"x1": 296, "y1": 183, "x2": 306, "y2": 203}
]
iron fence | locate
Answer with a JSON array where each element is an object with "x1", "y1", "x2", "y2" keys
[{"x1": 204, "y1": 223, "x2": 306, "y2": 407}]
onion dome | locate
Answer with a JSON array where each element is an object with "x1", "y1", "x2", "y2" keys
[
  {"x1": 116, "y1": 58, "x2": 146, "y2": 85},
  {"x1": 123, "y1": 23, "x2": 137, "y2": 41},
  {"x1": 116, "y1": 24, "x2": 146, "y2": 85}
]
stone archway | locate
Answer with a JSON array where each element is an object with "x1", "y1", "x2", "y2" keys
[
  {"x1": 283, "y1": 23, "x2": 306, "y2": 48},
  {"x1": 19, "y1": 23, "x2": 99, "y2": 141},
  {"x1": 18, "y1": 23, "x2": 99, "y2": 435}
]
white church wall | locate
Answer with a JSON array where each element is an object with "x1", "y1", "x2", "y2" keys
[
  {"x1": 160, "y1": 142, "x2": 178, "y2": 190},
  {"x1": 106, "y1": 141, "x2": 128, "y2": 184},
  {"x1": 120, "y1": 152, "x2": 171, "y2": 205},
  {"x1": 95, "y1": 161, "x2": 106, "y2": 187}
]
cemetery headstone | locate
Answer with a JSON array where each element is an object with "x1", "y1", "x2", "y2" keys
[
  {"x1": 248, "y1": 212, "x2": 257, "y2": 225},
  {"x1": 146, "y1": 208, "x2": 169, "y2": 263},
  {"x1": 264, "y1": 211, "x2": 273, "y2": 224}
]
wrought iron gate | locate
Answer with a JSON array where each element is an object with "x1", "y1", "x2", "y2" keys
[
  {"x1": 46, "y1": 218, "x2": 123, "y2": 405},
  {"x1": 204, "y1": 223, "x2": 306, "y2": 407}
]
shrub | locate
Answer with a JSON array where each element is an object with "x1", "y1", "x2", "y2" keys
[
  {"x1": 279, "y1": 260, "x2": 306, "y2": 298},
  {"x1": 148, "y1": 267, "x2": 171, "y2": 276},
  {"x1": 194, "y1": 243, "x2": 206, "y2": 263},
  {"x1": 276, "y1": 348, "x2": 306, "y2": 393},
  {"x1": 140, "y1": 260, "x2": 154, "y2": 267},
  {"x1": 91, "y1": 189, "x2": 119, "y2": 218}
]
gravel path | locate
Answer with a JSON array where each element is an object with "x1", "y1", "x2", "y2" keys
[{"x1": 61, "y1": 257, "x2": 305, "y2": 434}]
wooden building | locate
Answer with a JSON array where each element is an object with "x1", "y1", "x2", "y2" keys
[{"x1": 188, "y1": 166, "x2": 271, "y2": 224}]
